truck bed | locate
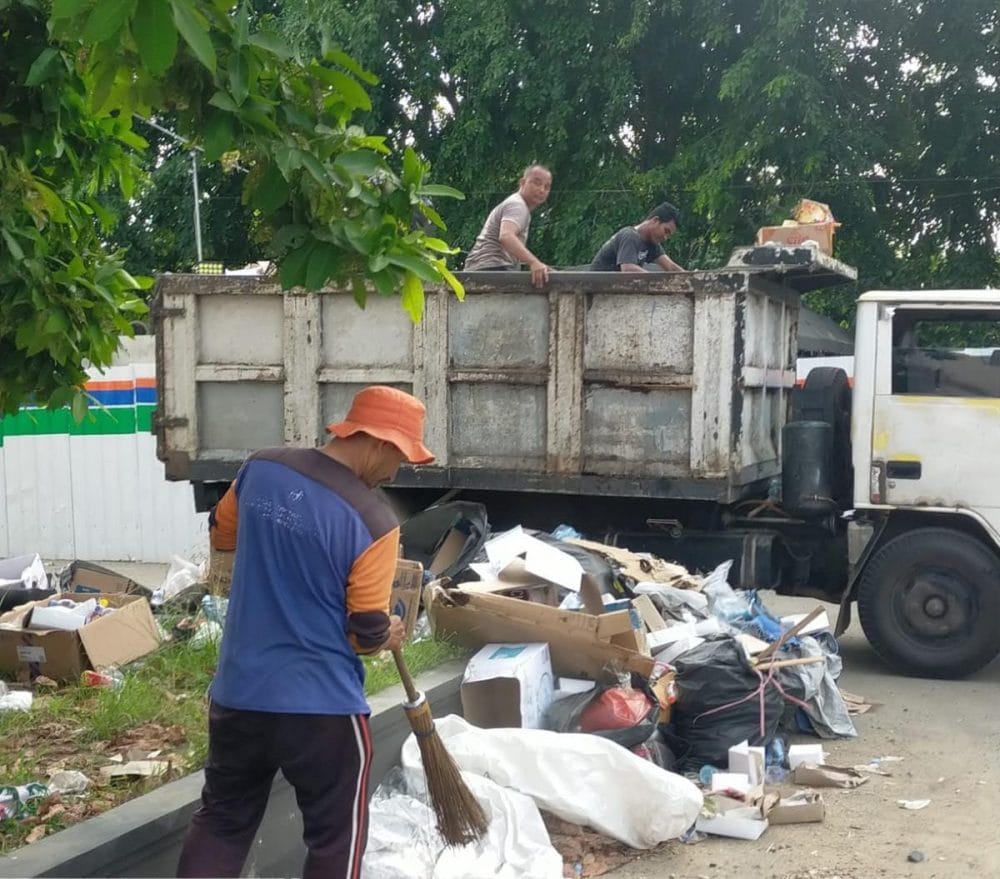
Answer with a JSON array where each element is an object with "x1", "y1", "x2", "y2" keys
[{"x1": 153, "y1": 249, "x2": 855, "y2": 502}]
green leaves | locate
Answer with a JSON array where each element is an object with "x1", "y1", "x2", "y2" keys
[
  {"x1": 417, "y1": 184, "x2": 465, "y2": 200},
  {"x1": 1, "y1": 0, "x2": 468, "y2": 418},
  {"x1": 202, "y1": 111, "x2": 234, "y2": 162},
  {"x1": 81, "y1": 0, "x2": 136, "y2": 44},
  {"x1": 247, "y1": 30, "x2": 291, "y2": 61},
  {"x1": 25, "y1": 48, "x2": 62, "y2": 86},
  {"x1": 133, "y1": 0, "x2": 177, "y2": 75},
  {"x1": 400, "y1": 272, "x2": 425, "y2": 322},
  {"x1": 169, "y1": 0, "x2": 215, "y2": 73}
]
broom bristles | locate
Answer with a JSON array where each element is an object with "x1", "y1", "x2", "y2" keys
[{"x1": 404, "y1": 698, "x2": 489, "y2": 847}]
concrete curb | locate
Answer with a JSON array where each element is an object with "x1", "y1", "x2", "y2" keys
[{"x1": 0, "y1": 661, "x2": 465, "y2": 878}]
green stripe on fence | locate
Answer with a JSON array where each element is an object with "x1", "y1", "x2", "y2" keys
[{"x1": 0, "y1": 405, "x2": 157, "y2": 438}]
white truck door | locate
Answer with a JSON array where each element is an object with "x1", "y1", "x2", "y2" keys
[{"x1": 871, "y1": 304, "x2": 1000, "y2": 524}]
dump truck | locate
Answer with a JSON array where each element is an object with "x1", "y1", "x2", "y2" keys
[{"x1": 152, "y1": 247, "x2": 1000, "y2": 678}]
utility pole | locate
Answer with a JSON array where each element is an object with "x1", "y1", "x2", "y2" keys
[{"x1": 134, "y1": 115, "x2": 205, "y2": 265}]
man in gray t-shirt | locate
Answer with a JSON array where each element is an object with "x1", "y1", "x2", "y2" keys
[
  {"x1": 590, "y1": 202, "x2": 686, "y2": 272},
  {"x1": 463, "y1": 164, "x2": 552, "y2": 287}
]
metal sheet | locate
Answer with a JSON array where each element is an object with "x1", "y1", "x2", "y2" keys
[
  {"x1": 321, "y1": 294, "x2": 414, "y2": 369},
  {"x1": 199, "y1": 295, "x2": 283, "y2": 364},
  {"x1": 584, "y1": 294, "x2": 693, "y2": 372},
  {"x1": 449, "y1": 293, "x2": 550, "y2": 369},
  {"x1": 197, "y1": 381, "x2": 284, "y2": 453},
  {"x1": 582, "y1": 387, "x2": 692, "y2": 476},
  {"x1": 3, "y1": 434, "x2": 76, "y2": 559},
  {"x1": 450, "y1": 383, "x2": 546, "y2": 465}
]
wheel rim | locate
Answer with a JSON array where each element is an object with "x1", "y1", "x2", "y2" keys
[{"x1": 892, "y1": 568, "x2": 976, "y2": 644}]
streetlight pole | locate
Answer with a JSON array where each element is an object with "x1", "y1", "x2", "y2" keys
[
  {"x1": 134, "y1": 115, "x2": 205, "y2": 266},
  {"x1": 190, "y1": 149, "x2": 203, "y2": 264}
]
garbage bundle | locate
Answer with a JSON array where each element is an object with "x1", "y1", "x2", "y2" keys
[{"x1": 367, "y1": 504, "x2": 865, "y2": 875}]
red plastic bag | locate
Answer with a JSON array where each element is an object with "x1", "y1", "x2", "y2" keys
[{"x1": 578, "y1": 688, "x2": 654, "y2": 733}]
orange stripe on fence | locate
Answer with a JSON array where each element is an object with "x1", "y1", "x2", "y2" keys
[{"x1": 85, "y1": 380, "x2": 134, "y2": 391}]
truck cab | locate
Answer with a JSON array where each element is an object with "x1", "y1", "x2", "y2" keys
[{"x1": 841, "y1": 291, "x2": 1000, "y2": 677}]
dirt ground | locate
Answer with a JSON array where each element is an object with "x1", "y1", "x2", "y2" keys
[{"x1": 608, "y1": 594, "x2": 1000, "y2": 879}]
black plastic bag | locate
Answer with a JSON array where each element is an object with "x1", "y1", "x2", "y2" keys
[
  {"x1": 400, "y1": 502, "x2": 489, "y2": 581},
  {"x1": 633, "y1": 729, "x2": 677, "y2": 771},
  {"x1": 671, "y1": 637, "x2": 806, "y2": 771},
  {"x1": 545, "y1": 679, "x2": 659, "y2": 750}
]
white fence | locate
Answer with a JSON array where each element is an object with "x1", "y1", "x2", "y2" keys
[{"x1": 0, "y1": 338, "x2": 207, "y2": 563}]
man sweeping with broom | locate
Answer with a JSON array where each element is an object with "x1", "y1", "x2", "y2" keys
[{"x1": 177, "y1": 386, "x2": 486, "y2": 879}]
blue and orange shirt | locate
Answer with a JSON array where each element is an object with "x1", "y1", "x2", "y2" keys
[{"x1": 208, "y1": 448, "x2": 398, "y2": 715}]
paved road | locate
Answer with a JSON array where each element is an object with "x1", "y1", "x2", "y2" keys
[{"x1": 609, "y1": 593, "x2": 1000, "y2": 879}]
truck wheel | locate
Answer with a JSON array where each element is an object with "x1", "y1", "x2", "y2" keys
[{"x1": 857, "y1": 528, "x2": 1000, "y2": 678}]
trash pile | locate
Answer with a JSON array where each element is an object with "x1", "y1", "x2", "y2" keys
[{"x1": 364, "y1": 503, "x2": 875, "y2": 877}]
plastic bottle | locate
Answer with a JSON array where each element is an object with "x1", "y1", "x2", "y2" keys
[
  {"x1": 765, "y1": 736, "x2": 789, "y2": 783},
  {"x1": 81, "y1": 668, "x2": 124, "y2": 689},
  {"x1": 0, "y1": 783, "x2": 48, "y2": 820},
  {"x1": 698, "y1": 764, "x2": 719, "y2": 786}
]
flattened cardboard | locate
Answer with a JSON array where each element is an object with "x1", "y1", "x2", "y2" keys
[
  {"x1": 696, "y1": 807, "x2": 769, "y2": 840},
  {"x1": 482, "y1": 527, "x2": 583, "y2": 592},
  {"x1": 632, "y1": 594, "x2": 668, "y2": 632},
  {"x1": 428, "y1": 529, "x2": 467, "y2": 576},
  {"x1": 461, "y1": 642, "x2": 554, "y2": 729},
  {"x1": 792, "y1": 764, "x2": 868, "y2": 789},
  {"x1": 59, "y1": 560, "x2": 146, "y2": 598},
  {"x1": 766, "y1": 790, "x2": 826, "y2": 825},
  {"x1": 0, "y1": 593, "x2": 160, "y2": 682},
  {"x1": 390, "y1": 559, "x2": 423, "y2": 639},
  {"x1": 426, "y1": 581, "x2": 655, "y2": 681}
]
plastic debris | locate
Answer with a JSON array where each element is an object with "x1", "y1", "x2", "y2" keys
[
  {"x1": 898, "y1": 799, "x2": 931, "y2": 811},
  {"x1": 48, "y1": 770, "x2": 90, "y2": 795}
]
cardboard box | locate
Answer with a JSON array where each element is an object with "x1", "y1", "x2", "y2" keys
[
  {"x1": 0, "y1": 593, "x2": 161, "y2": 682},
  {"x1": 729, "y1": 740, "x2": 766, "y2": 786},
  {"x1": 390, "y1": 559, "x2": 423, "y2": 639},
  {"x1": 756, "y1": 222, "x2": 837, "y2": 256},
  {"x1": 426, "y1": 579, "x2": 655, "y2": 681},
  {"x1": 58, "y1": 560, "x2": 146, "y2": 598},
  {"x1": 461, "y1": 642, "x2": 554, "y2": 729},
  {"x1": 787, "y1": 743, "x2": 826, "y2": 770}
]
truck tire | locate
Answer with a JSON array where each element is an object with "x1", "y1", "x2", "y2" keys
[{"x1": 857, "y1": 528, "x2": 1000, "y2": 678}]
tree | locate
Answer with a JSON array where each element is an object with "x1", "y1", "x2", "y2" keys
[
  {"x1": 104, "y1": 124, "x2": 261, "y2": 276},
  {"x1": 0, "y1": 0, "x2": 464, "y2": 417},
  {"x1": 278, "y1": 0, "x2": 1000, "y2": 325}
]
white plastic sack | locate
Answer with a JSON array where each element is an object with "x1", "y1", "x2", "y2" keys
[
  {"x1": 401, "y1": 715, "x2": 702, "y2": 850},
  {"x1": 150, "y1": 555, "x2": 204, "y2": 607},
  {"x1": 363, "y1": 770, "x2": 562, "y2": 879},
  {"x1": 0, "y1": 553, "x2": 47, "y2": 590}
]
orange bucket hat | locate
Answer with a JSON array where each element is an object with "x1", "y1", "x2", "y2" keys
[{"x1": 326, "y1": 386, "x2": 435, "y2": 465}]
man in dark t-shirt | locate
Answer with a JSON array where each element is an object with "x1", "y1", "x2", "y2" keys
[{"x1": 590, "y1": 202, "x2": 686, "y2": 272}]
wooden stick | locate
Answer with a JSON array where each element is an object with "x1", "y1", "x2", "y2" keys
[
  {"x1": 755, "y1": 606, "x2": 825, "y2": 661},
  {"x1": 753, "y1": 655, "x2": 826, "y2": 671}
]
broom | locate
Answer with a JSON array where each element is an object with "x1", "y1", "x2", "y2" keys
[{"x1": 391, "y1": 647, "x2": 489, "y2": 846}]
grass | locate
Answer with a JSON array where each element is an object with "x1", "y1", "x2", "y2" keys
[{"x1": 0, "y1": 627, "x2": 468, "y2": 854}]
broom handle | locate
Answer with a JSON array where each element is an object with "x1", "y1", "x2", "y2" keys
[{"x1": 391, "y1": 647, "x2": 421, "y2": 704}]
